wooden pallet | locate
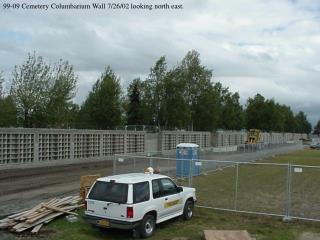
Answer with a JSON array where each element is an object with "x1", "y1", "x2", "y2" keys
[
  {"x1": 80, "y1": 174, "x2": 100, "y2": 200},
  {"x1": 80, "y1": 175, "x2": 100, "y2": 188},
  {"x1": 203, "y1": 230, "x2": 252, "y2": 240}
]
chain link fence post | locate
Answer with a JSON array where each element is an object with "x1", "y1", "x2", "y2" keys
[
  {"x1": 181, "y1": 158, "x2": 183, "y2": 182},
  {"x1": 234, "y1": 163, "x2": 239, "y2": 210},
  {"x1": 149, "y1": 154, "x2": 153, "y2": 168},
  {"x1": 283, "y1": 163, "x2": 292, "y2": 221},
  {"x1": 189, "y1": 158, "x2": 192, "y2": 187},
  {"x1": 113, "y1": 154, "x2": 116, "y2": 175}
]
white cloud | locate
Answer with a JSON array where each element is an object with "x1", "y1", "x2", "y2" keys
[{"x1": 0, "y1": 0, "x2": 319, "y2": 125}]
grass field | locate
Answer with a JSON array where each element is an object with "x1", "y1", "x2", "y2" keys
[
  {"x1": 194, "y1": 149, "x2": 320, "y2": 219},
  {"x1": 12, "y1": 149, "x2": 320, "y2": 240},
  {"x1": 268, "y1": 149, "x2": 320, "y2": 165}
]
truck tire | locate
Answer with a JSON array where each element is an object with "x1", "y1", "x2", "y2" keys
[
  {"x1": 139, "y1": 214, "x2": 156, "y2": 238},
  {"x1": 183, "y1": 200, "x2": 194, "y2": 220}
]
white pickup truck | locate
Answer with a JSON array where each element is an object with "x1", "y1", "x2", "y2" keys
[{"x1": 84, "y1": 172, "x2": 197, "y2": 238}]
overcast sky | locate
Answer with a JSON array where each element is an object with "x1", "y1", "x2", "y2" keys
[{"x1": 1, "y1": 0, "x2": 319, "y2": 126}]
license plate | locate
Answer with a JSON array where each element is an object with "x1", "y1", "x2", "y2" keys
[{"x1": 97, "y1": 219, "x2": 109, "y2": 227}]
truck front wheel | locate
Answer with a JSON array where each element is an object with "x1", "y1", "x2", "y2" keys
[{"x1": 183, "y1": 200, "x2": 194, "y2": 220}]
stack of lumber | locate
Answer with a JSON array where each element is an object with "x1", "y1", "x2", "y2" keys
[
  {"x1": 80, "y1": 174, "x2": 100, "y2": 201},
  {"x1": 0, "y1": 195, "x2": 82, "y2": 234}
]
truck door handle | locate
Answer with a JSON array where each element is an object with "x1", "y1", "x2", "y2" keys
[
  {"x1": 103, "y1": 207, "x2": 108, "y2": 210},
  {"x1": 165, "y1": 198, "x2": 168, "y2": 201}
]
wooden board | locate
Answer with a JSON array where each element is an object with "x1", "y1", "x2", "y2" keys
[
  {"x1": 203, "y1": 230, "x2": 251, "y2": 240},
  {"x1": 1, "y1": 195, "x2": 82, "y2": 234},
  {"x1": 31, "y1": 224, "x2": 43, "y2": 234},
  {"x1": 42, "y1": 204, "x2": 78, "y2": 216}
]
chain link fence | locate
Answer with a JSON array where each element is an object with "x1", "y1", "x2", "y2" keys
[
  {"x1": 113, "y1": 149, "x2": 320, "y2": 222},
  {"x1": 290, "y1": 164, "x2": 320, "y2": 221}
]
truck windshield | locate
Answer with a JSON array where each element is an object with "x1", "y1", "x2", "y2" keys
[{"x1": 89, "y1": 181, "x2": 128, "y2": 204}]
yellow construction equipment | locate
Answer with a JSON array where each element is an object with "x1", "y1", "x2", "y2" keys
[{"x1": 246, "y1": 129, "x2": 261, "y2": 144}]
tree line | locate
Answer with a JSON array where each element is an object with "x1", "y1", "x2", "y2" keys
[{"x1": 0, "y1": 51, "x2": 314, "y2": 134}]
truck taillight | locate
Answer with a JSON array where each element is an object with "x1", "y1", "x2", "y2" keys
[
  {"x1": 127, "y1": 207, "x2": 133, "y2": 218},
  {"x1": 84, "y1": 200, "x2": 87, "y2": 210}
]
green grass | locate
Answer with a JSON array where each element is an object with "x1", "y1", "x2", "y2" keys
[
  {"x1": 39, "y1": 208, "x2": 320, "y2": 240},
  {"x1": 267, "y1": 149, "x2": 320, "y2": 165},
  {"x1": 194, "y1": 149, "x2": 320, "y2": 215},
  {"x1": 21, "y1": 149, "x2": 320, "y2": 240}
]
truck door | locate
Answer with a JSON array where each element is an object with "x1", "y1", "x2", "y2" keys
[{"x1": 152, "y1": 178, "x2": 183, "y2": 221}]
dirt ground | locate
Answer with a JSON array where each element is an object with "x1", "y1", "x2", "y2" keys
[{"x1": 0, "y1": 161, "x2": 114, "y2": 218}]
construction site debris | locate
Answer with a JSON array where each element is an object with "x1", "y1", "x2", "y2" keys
[
  {"x1": 203, "y1": 230, "x2": 251, "y2": 240},
  {"x1": 0, "y1": 195, "x2": 82, "y2": 234},
  {"x1": 65, "y1": 215, "x2": 78, "y2": 223}
]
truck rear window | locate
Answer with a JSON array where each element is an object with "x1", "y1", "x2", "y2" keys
[{"x1": 88, "y1": 181, "x2": 128, "y2": 204}]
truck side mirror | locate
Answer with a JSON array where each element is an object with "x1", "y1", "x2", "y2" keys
[{"x1": 177, "y1": 186, "x2": 183, "y2": 193}]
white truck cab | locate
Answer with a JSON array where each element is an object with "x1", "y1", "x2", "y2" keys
[{"x1": 84, "y1": 172, "x2": 196, "y2": 238}]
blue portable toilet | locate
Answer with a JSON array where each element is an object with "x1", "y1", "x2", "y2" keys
[{"x1": 176, "y1": 143, "x2": 200, "y2": 177}]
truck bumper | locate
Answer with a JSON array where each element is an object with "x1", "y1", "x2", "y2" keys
[{"x1": 84, "y1": 214, "x2": 140, "y2": 230}]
